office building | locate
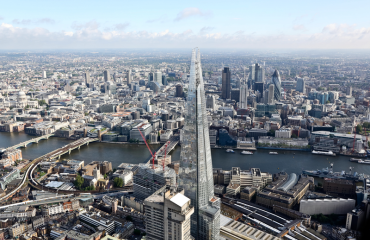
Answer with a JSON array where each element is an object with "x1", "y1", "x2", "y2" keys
[
  {"x1": 346, "y1": 209, "x2": 365, "y2": 230},
  {"x1": 127, "y1": 69, "x2": 131, "y2": 85},
  {"x1": 133, "y1": 164, "x2": 176, "y2": 200},
  {"x1": 79, "y1": 213, "x2": 115, "y2": 234},
  {"x1": 271, "y1": 69, "x2": 281, "y2": 101},
  {"x1": 268, "y1": 84, "x2": 274, "y2": 104},
  {"x1": 346, "y1": 86, "x2": 352, "y2": 96},
  {"x1": 255, "y1": 82, "x2": 264, "y2": 98},
  {"x1": 239, "y1": 84, "x2": 249, "y2": 109},
  {"x1": 144, "y1": 187, "x2": 194, "y2": 240},
  {"x1": 176, "y1": 85, "x2": 183, "y2": 98},
  {"x1": 179, "y1": 49, "x2": 220, "y2": 239},
  {"x1": 222, "y1": 67, "x2": 231, "y2": 99},
  {"x1": 296, "y1": 77, "x2": 305, "y2": 93},
  {"x1": 154, "y1": 71, "x2": 162, "y2": 86},
  {"x1": 248, "y1": 63, "x2": 264, "y2": 89},
  {"x1": 84, "y1": 71, "x2": 90, "y2": 85},
  {"x1": 162, "y1": 74, "x2": 167, "y2": 85},
  {"x1": 148, "y1": 72, "x2": 154, "y2": 81},
  {"x1": 230, "y1": 167, "x2": 271, "y2": 189},
  {"x1": 130, "y1": 123, "x2": 153, "y2": 142},
  {"x1": 43, "y1": 71, "x2": 47, "y2": 79},
  {"x1": 103, "y1": 70, "x2": 110, "y2": 82}
]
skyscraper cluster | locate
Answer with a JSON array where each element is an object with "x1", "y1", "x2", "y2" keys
[{"x1": 248, "y1": 63, "x2": 265, "y2": 89}]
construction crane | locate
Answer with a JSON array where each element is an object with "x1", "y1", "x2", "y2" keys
[
  {"x1": 138, "y1": 128, "x2": 156, "y2": 169},
  {"x1": 163, "y1": 142, "x2": 168, "y2": 172}
]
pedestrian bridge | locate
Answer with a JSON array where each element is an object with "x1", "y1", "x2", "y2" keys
[{"x1": 6, "y1": 134, "x2": 54, "y2": 150}]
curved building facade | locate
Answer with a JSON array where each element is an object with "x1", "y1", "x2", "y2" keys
[{"x1": 272, "y1": 70, "x2": 281, "y2": 101}]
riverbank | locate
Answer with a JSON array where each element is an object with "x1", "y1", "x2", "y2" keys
[
  {"x1": 256, "y1": 146, "x2": 311, "y2": 152},
  {"x1": 1, "y1": 132, "x2": 370, "y2": 176}
]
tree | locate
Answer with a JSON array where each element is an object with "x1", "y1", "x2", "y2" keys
[
  {"x1": 356, "y1": 125, "x2": 362, "y2": 133},
  {"x1": 74, "y1": 174, "x2": 84, "y2": 190},
  {"x1": 326, "y1": 100, "x2": 330, "y2": 104},
  {"x1": 363, "y1": 122, "x2": 370, "y2": 129},
  {"x1": 291, "y1": 133, "x2": 298, "y2": 138},
  {"x1": 38, "y1": 100, "x2": 47, "y2": 106},
  {"x1": 113, "y1": 177, "x2": 124, "y2": 188},
  {"x1": 146, "y1": 139, "x2": 151, "y2": 144},
  {"x1": 134, "y1": 229, "x2": 141, "y2": 235},
  {"x1": 104, "y1": 174, "x2": 107, "y2": 179},
  {"x1": 126, "y1": 216, "x2": 133, "y2": 221}
]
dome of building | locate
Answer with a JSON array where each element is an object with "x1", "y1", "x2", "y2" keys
[{"x1": 18, "y1": 91, "x2": 26, "y2": 96}]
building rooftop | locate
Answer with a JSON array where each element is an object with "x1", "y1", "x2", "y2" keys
[{"x1": 170, "y1": 193, "x2": 189, "y2": 207}]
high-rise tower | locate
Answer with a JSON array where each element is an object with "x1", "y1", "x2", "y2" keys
[
  {"x1": 222, "y1": 67, "x2": 231, "y2": 99},
  {"x1": 296, "y1": 77, "x2": 305, "y2": 93},
  {"x1": 103, "y1": 70, "x2": 110, "y2": 82},
  {"x1": 179, "y1": 49, "x2": 221, "y2": 240},
  {"x1": 127, "y1": 69, "x2": 131, "y2": 85},
  {"x1": 272, "y1": 69, "x2": 281, "y2": 101}
]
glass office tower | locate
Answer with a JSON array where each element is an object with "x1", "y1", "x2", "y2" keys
[{"x1": 179, "y1": 48, "x2": 220, "y2": 240}]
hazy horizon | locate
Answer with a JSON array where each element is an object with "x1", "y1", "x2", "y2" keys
[{"x1": 1, "y1": 0, "x2": 370, "y2": 50}]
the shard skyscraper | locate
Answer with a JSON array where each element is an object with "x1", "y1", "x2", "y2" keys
[{"x1": 179, "y1": 48, "x2": 220, "y2": 240}]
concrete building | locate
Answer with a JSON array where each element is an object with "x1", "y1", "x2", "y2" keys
[
  {"x1": 133, "y1": 164, "x2": 176, "y2": 200},
  {"x1": 220, "y1": 217, "x2": 280, "y2": 240},
  {"x1": 226, "y1": 183, "x2": 240, "y2": 197},
  {"x1": 79, "y1": 212, "x2": 115, "y2": 234},
  {"x1": 231, "y1": 167, "x2": 272, "y2": 189},
  {"x1": 144, "y1": 187, "x2": 194, "y2": 240},
  {"x1": 300, "y1": 198, "x2": 355, "y2": 215},
  {"x1": 346, "y1": 208, "x2": 365, "y2": 230},
  {"x1": 256, "y1": 173, "x2": 313, "y2": 209},
  {"x1": 275, "y1": 127, "x2": 292, "y2": 138},
  {"x1": 130, "y1": 123, "x2": 153, "y2": 142},
  {"x1": 0, "y1": 168, "x2": 20, "y2": 190}
]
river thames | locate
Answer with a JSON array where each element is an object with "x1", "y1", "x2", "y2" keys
[{"x1": 1, "y1": 132, "x2": 370, "y2": 176}]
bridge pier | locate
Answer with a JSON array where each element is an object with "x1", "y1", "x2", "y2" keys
[
  {"x1": 69, "y1": 149, "x2": 71, "y2": 154},
  {"x1": 24, "y1": 144, "x2": 27, "y2": 148},
  {"x1": 78, "y1": 146, "x2": 80, "y2": 150},
  {"x1": 58, "y1": 155, "x2": 61, "y2": 159}
]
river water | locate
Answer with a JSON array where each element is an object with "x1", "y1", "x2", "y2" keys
[{"x1": 2, "y1": 132, "x2": 370, "y2": 176}]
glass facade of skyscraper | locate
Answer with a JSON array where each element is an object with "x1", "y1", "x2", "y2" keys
[{"x1": 178, "y1": 49, "x2": 220, "y2": 240}]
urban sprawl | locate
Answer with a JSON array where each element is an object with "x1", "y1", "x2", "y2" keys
[{"x1": 0, "y1": 49, "x2": 368, "y2": 240}]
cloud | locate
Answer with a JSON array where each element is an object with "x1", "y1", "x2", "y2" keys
[
  {"x1": 199, "y1": 27, "x2": 214, "y2": 35},
  {"x1": 147, "y1": 15, "x2": 167, "y2": 23},
  {"x1": 1, "y1": 22, "x2": 370, "y2": 49},
  {"x1": 12, "y1": 18, "x2": 55, "y2": 25},
  {"x1": 0, "y1": 16, "x2": 3, "y2": 20},
  {"x1": 174, "y1": 7, "x2": 211, "y2": 21},
  {"x1": 293, "y1": 24, "x2": 306, "y2": 31},
  {"x1": 71, "y1": 20, "x2": 100, "y2": 31},
  {"x1": 12, "y1": 19, "x2": 32, "y2": 25},
  {"x1": 115, "y1": 23, "x2": 129, "y2": 30},
  {"x1": 36, "y1": 18, "x2": 55, "y2": 24}
]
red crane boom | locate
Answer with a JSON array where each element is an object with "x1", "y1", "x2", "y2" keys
[{"x1": 138, "y1": 128, "x2": 155, "y2": 169}]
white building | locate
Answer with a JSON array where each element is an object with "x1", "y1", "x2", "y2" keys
[
  {"x1": 275, "y1": 127, "x2": 292, "y2": 138},
  {"x1": 231, "y1": 167, "x2": 271, "y2": 189},
  {"x1": 299, "y1": 198, "x2": 355, "y2": 215},
  {"x1": 144, "y1": 188, "x2": 194, "y2": 240}
]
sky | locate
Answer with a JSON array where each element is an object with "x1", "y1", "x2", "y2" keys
[{"x1": 1, "y1": 0, "x2": 370, "y2": 49}]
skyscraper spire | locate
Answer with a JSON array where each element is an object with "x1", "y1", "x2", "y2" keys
[{"x1": 179, "y1": 48, "x2": 220, "y2": 240}]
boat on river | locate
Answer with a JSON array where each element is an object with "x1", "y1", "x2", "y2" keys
[{"x1": 241, "y1": 151, "x2": 253, "y2": 155}]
